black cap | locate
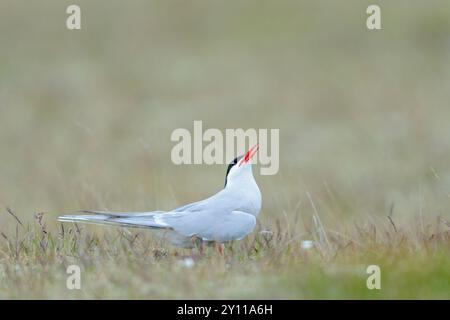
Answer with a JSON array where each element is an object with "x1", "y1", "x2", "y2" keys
[{"x1": 224, "y1": 156, "x2": 243, "y2": 187}]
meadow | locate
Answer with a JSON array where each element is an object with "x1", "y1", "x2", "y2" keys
[{"x1": 0, "y1": 1, "x2": 449, "y2": 299}]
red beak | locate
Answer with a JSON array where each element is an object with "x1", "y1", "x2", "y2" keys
[{"x1": 239, "y1": 143, "x2": 259, "y2": 166}]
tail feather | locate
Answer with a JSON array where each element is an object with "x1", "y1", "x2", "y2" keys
[
  {"x1": 58, "y1": 211, "x2": 170, "y2": 230},
  {"x1": 77, "y1": 210, "x2": 165, "y2": 217}
]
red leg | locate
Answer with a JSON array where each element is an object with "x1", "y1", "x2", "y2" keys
[{"x1": 216, "y1": 243, "x2": 225, "y2": 256}]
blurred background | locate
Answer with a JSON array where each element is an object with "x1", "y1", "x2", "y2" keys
[{"x1": 0, "y1": 1, "x2": 450, "y2": 249}]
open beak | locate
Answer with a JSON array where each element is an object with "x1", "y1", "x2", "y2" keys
[{"x1": 239, "y1": 143, "x2": 259, "y2": 166}]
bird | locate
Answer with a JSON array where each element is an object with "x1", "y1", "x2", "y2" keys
[{"x1": 58, "y1": 143, "x2": 261, "y2": 255}]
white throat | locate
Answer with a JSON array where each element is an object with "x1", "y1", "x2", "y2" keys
[{"x1": 225, "y1": 164, "x2": 262, "y2": 216}]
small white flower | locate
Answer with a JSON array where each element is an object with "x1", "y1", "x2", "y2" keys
[
  {"x1": 301, "y1": 240, "x2": 314, "y2": 250},
  {"x1": 180, "y1": 257, "x2": 195, "y2": 268}
]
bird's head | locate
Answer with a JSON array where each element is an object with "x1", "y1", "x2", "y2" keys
[{"x1": 224, "y1": 143, "x2": 259, "y2": 187}]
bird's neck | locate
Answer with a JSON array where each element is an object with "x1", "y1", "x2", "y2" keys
[
  {"x1": 225, "y1": 167, "x2": 261, "y2": 215},
  {"x1": 227, "y1": 166, "x2": 255, "y2": 188}
]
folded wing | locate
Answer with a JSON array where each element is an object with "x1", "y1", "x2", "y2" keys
[
  {"x1": 158, "y1": 210, "x2": 256, "y2": 242},
  {"x1": 58, "y1": 211, "x2": 169, "y2": 229},
  {"x1": 59, "y1": 209, "x2": 257, "y2": 242}
]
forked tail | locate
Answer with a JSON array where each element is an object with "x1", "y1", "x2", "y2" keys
[{"x1": 58, "y1": 210, "x2": 169, "y2": 229}]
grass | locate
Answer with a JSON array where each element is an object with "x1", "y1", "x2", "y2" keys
[
  {"x1": 1, "y1": 0, "x2": 450, "y2": 299},
  {"x1": 0, "y1": 206, "x2": 448, "y2": 299}
]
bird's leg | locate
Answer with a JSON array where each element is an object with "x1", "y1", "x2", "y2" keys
[
  {"x1": 199, "y1": 241, "x2": 206, "y2": 256},
  {"x1": 215, "y1": 242, "x2": 225, "y2": 256},
  {"x1": 191, "y1": 236, "x2": 205, "y2": 257}
]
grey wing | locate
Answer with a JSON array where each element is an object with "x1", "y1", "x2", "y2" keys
[
  {"x1": 172, "y1": 189, "x2": 225, "y2": 212},
  {"x1": 172, "y1": 200, "x2": 206, "y2": 212},
  {"x1": 58, "y1": 210, "x2": 169, "y2": 229},
  {"x1": 77, "y1": 210, "x2": 165, "y2": 217},
  {"x1": 159, "y1": 210, "x2": 256, "y2": 242}
]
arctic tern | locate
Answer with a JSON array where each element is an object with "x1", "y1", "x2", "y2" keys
[{"x1": 58, "y1": 144, "x2": 261, "y2": 254}]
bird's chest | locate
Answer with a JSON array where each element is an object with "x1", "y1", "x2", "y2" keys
[{"x1": 227, "y1": 187, "x2": 261, "y2": 216}]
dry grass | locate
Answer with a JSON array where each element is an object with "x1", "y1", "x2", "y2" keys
[{"x1": 0, "y1": 206, "x2": 448, "y2": 299}]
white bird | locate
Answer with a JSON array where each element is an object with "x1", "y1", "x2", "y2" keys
[{"x1": 58, "y1": 144, "x2": 261, "y2": 254}]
